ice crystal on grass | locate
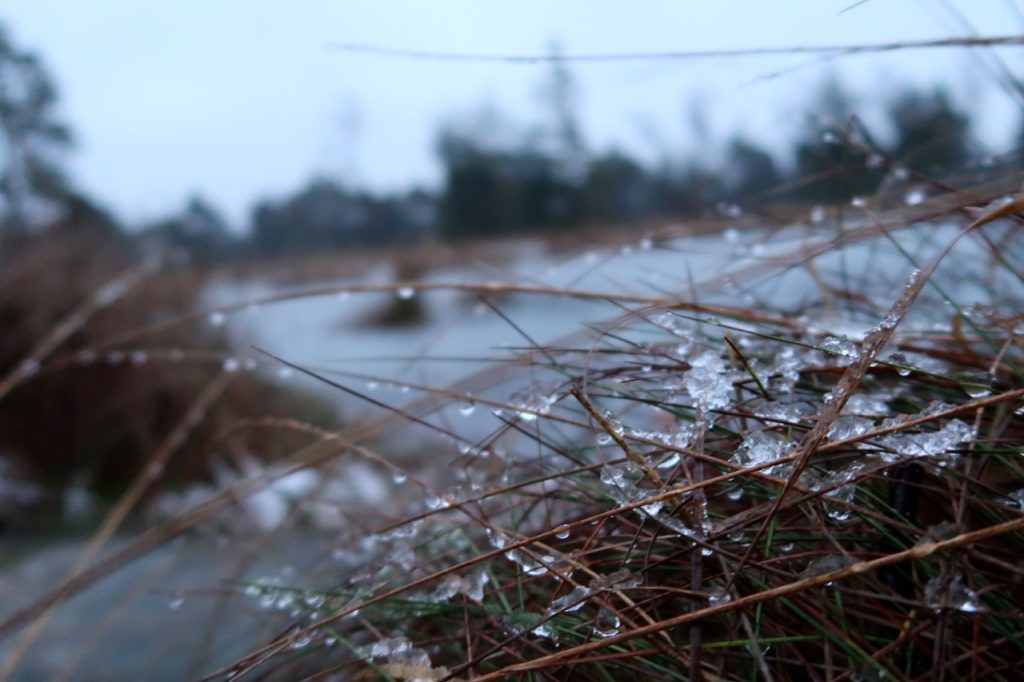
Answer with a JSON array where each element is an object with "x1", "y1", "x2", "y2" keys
[
  {"x1": 430, "y1": 571, "x2": 489, "y2": 604},
  {"x1": 878, "y1": 419, "x2": 975, "y2": 463},
  {"x1": 924, "y1": 573, "x2": 984, "y2": 613},
  {"x1": 731, "y1": 432, "x2": 791, "y2": 476},
  {"x1": 801, "y1": 555, "x2": 856, "y2": 579},
  {"x1": 510, "y1": 384, "x2": 558, "y2": 421},
  {"x1": 600, "y1": 462, "x2": 664, "y2": 515},
  {"x1": 827, "y1": 415, "x2": 874, "y2": 443},
  {"x1": 684, "y1": 351, "x2": 731, "y2": 411},
  {"x1": 821, "y1": 336, "x2": 858, "y2": 364}
]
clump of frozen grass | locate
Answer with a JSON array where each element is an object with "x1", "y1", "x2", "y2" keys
[{"x1": 206, "y1": 183, "x2": 1024, "y2": 680}]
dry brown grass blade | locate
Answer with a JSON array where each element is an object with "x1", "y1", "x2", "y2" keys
[
  {"x1": 570, "y1": 386, "x2": 663, "y2": 486},
  {"x1": 968, "y1": 192, "x2": 1024, "y2": 229},
  {"x1": 332, "y1": 35, "x2": 1024, "y2": 63}
]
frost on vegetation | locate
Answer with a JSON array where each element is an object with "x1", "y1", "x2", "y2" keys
[
  {"x1": 361, "y1": 636, "x2": 433, "y2": 670},
  {"x1": 764, "y1": 346, "x2": 804, "y2": 394},
  {"x1": 877, "y1": 419, "x2": 975, "y2": 464},
  {"x1": 629, "y1": 422, "x2": 694, "y2": 452},
  {"x1": 843, "y1": 393, "x2": 891, "y2": 416},
  {"x1": 600, "y1": 462, "x2": 665, "y2": 515},
  {"x1": 924, "y1": 573, "x2": 984, "y2": 613},
  {"x1": 827, "y1": 415, "x2": 875, "y2": 443},
  {"x1": 509, "y1": 383, "x2": 559, "y2": 422},
  {"x1": 801, "y1": 554, "x2": 856, "y2": 579},
  {"x1": 731, "y1": 432, "x2": 792, "y2": 477},
  {"x1": 803, "y1": 462, "x2": 864, "y2": 523},
  {"x1": 430, "y1": 571, "x2": 489, "y2": 604},
  {"x1": 684, "y1": 351, "x2": 732, "y2": 411},
  {"x1": 820, "y1": 335, "x2": 858, "y2": 365},
  {"x1": 592, "y1": 606, "x2": 622, "y2": 638},
  {"x1": 501, "y1": 543, "x2": 576, "y2": 580},
  {"x1": 755, "y1": 400, "x2": 814, "y2": 424},
  {"x1": 504, "y1": 613, "x2": 559, "y2": 642},
  {"x1": 651, "y1": 311, "x2": 693, "y2": 339},
  {"x1": 956, "y1": 371, "x2": 993, "y2": 399},
  {"x1": 545, "y1": 569, "x2": 640, "y2": 617},
  {"x1": 1001, "y1": 488, "x2": 1024, "y2": 509},
  {"x1": 707, "y1": 585, "x2": 732, "y2": 606}
]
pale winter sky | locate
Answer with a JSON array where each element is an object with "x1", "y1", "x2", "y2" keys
[{"x1": 4, "y1": 1, "x2": 1024, "y2": 227}]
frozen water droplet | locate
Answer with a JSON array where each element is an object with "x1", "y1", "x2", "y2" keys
[
  {"x1": 396, "y1": 286, "x2": 416, "y2": 300},
  {"x1": 904, "y1": 188, "x2": 926, "y2": 206},
  {"x1": 886, "y1": 352, "x2": 911, "y2": 376},
  {"x1": 592, "y1": 607, "x2": 621, "y2": 638},
  {"x1": 822, "y1": 131, "x2": 840, "y2": 144},
  {"x1": 638, "y1": 236, "x2": 653, "y2": 250},
  {"x1": 276, "y1": 366, "x2": 293, "y2": 379},
  {"x1": 222, "y1": 357, "x2": 240, "y2": 373},
  {"x1": 726, "y1": 487, "x2": 744, "y2": 502},
  {"x1": 809, "y1": 205, "x2": 827, "y2": 224},
  {"x1": 554, "y1": 525, "x2": 571, "y2": 540},
  {"x1": 391, "y1": 470, "x2": 407, "y2": 485},
  {"x1": 366, "y1": 381, "x2": 379, "y2": 391},
  {"x1": 924, "y1": 573, "x2": 984, "y2": 613},
  {"x1": 723, "y1": 227, "x2": 740, "y2": 243},
  {"x1": 129, "y1": 350, "x2": 147, "y2": 366},
  {"x1": 850, "y1": 196, "x2": 867, "y2": 208},
  {"x1": 821, "y1": 335, "x2": 858, "y2": 360},
  {"x1": 458, "y1": 398, "x2": 476, "y2": 416},
  {"x1": 290, "y1": 632, "x2": 312, "y2": 649},
  {"x1": 708, "y1": 586, "x2": 732, "y2": 605},
  {"x1": 208, "y1": 311, "x2": 227, "y2": 327},
  {"x1": 168, "y1": 591, "x2": 185, "y2": 610},
  {"x1": 827, "y1": 415, "x2": 874, "y2": 442},
  {"x1": 866, "y1": 153, "x2": 885, "y2": 169},
  {"x1": 957, "y1": 372, "x2": 991, "y2": 398},
  {"x1": 801, "y1": 555, "x2": 855, "y2": 578},
  {"x1": 18, "y1": 358, "x2": 40, "y2": 378},
  {"x1": 892, "y1": 166, "x2": 911, "y2": 181}
]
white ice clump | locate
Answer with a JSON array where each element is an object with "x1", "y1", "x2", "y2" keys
[
  {"x1": 503, "y1": 547, "x2": 575, "y2": 580},
  {"x1": 924, "y1": 573, "x2": 984, "y2": 613},
  {"x1": 510, "y1": 384, "x2": 558, "y2": 422},
  {"x1": 430, "y1": 571, "x2": 489, "y2": 604},
  {"x1": 843, "y1": 393, "x2": 891, "y2": 416},
  {"x1": 755, "y1": 400, "x2": 814, "y2": 424},
  {"x1": 545, "y1": 569, "x2": 640, "y2": 617},
  {"x1": 731, "y1": 432, "x2": 791, "y2": 477},
  {"x1": 684, "y1": 351, "x2": 732, "y2": 411},
  {"x1": 362, "y1": 636, "x2": 432, "y2": 668},
  {"x1": 820, "y1": 336, "x2": 858, "y2": 365},
  {"x1": 878, "y1": 419, "x2": 975, "y2": 463},
  {"x1": 827, "y1": 415, "x2": 875, "y2": 443},
  {"x1": 600, "y1": 462, "x2": 664, "y2": 515}
]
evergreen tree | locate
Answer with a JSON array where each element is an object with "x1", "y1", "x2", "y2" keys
[{"x1": 0, "y1": 23, "x2": 73, "y2": 232}]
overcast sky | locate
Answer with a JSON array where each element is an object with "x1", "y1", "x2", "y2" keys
[{"x1": 5, "y1": 1, "x2": 1023, "y2": 227}]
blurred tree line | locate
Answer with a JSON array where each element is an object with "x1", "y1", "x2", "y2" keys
[{"x1": 0, "y1": 22, "x2": 1012, "y2": 264}]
